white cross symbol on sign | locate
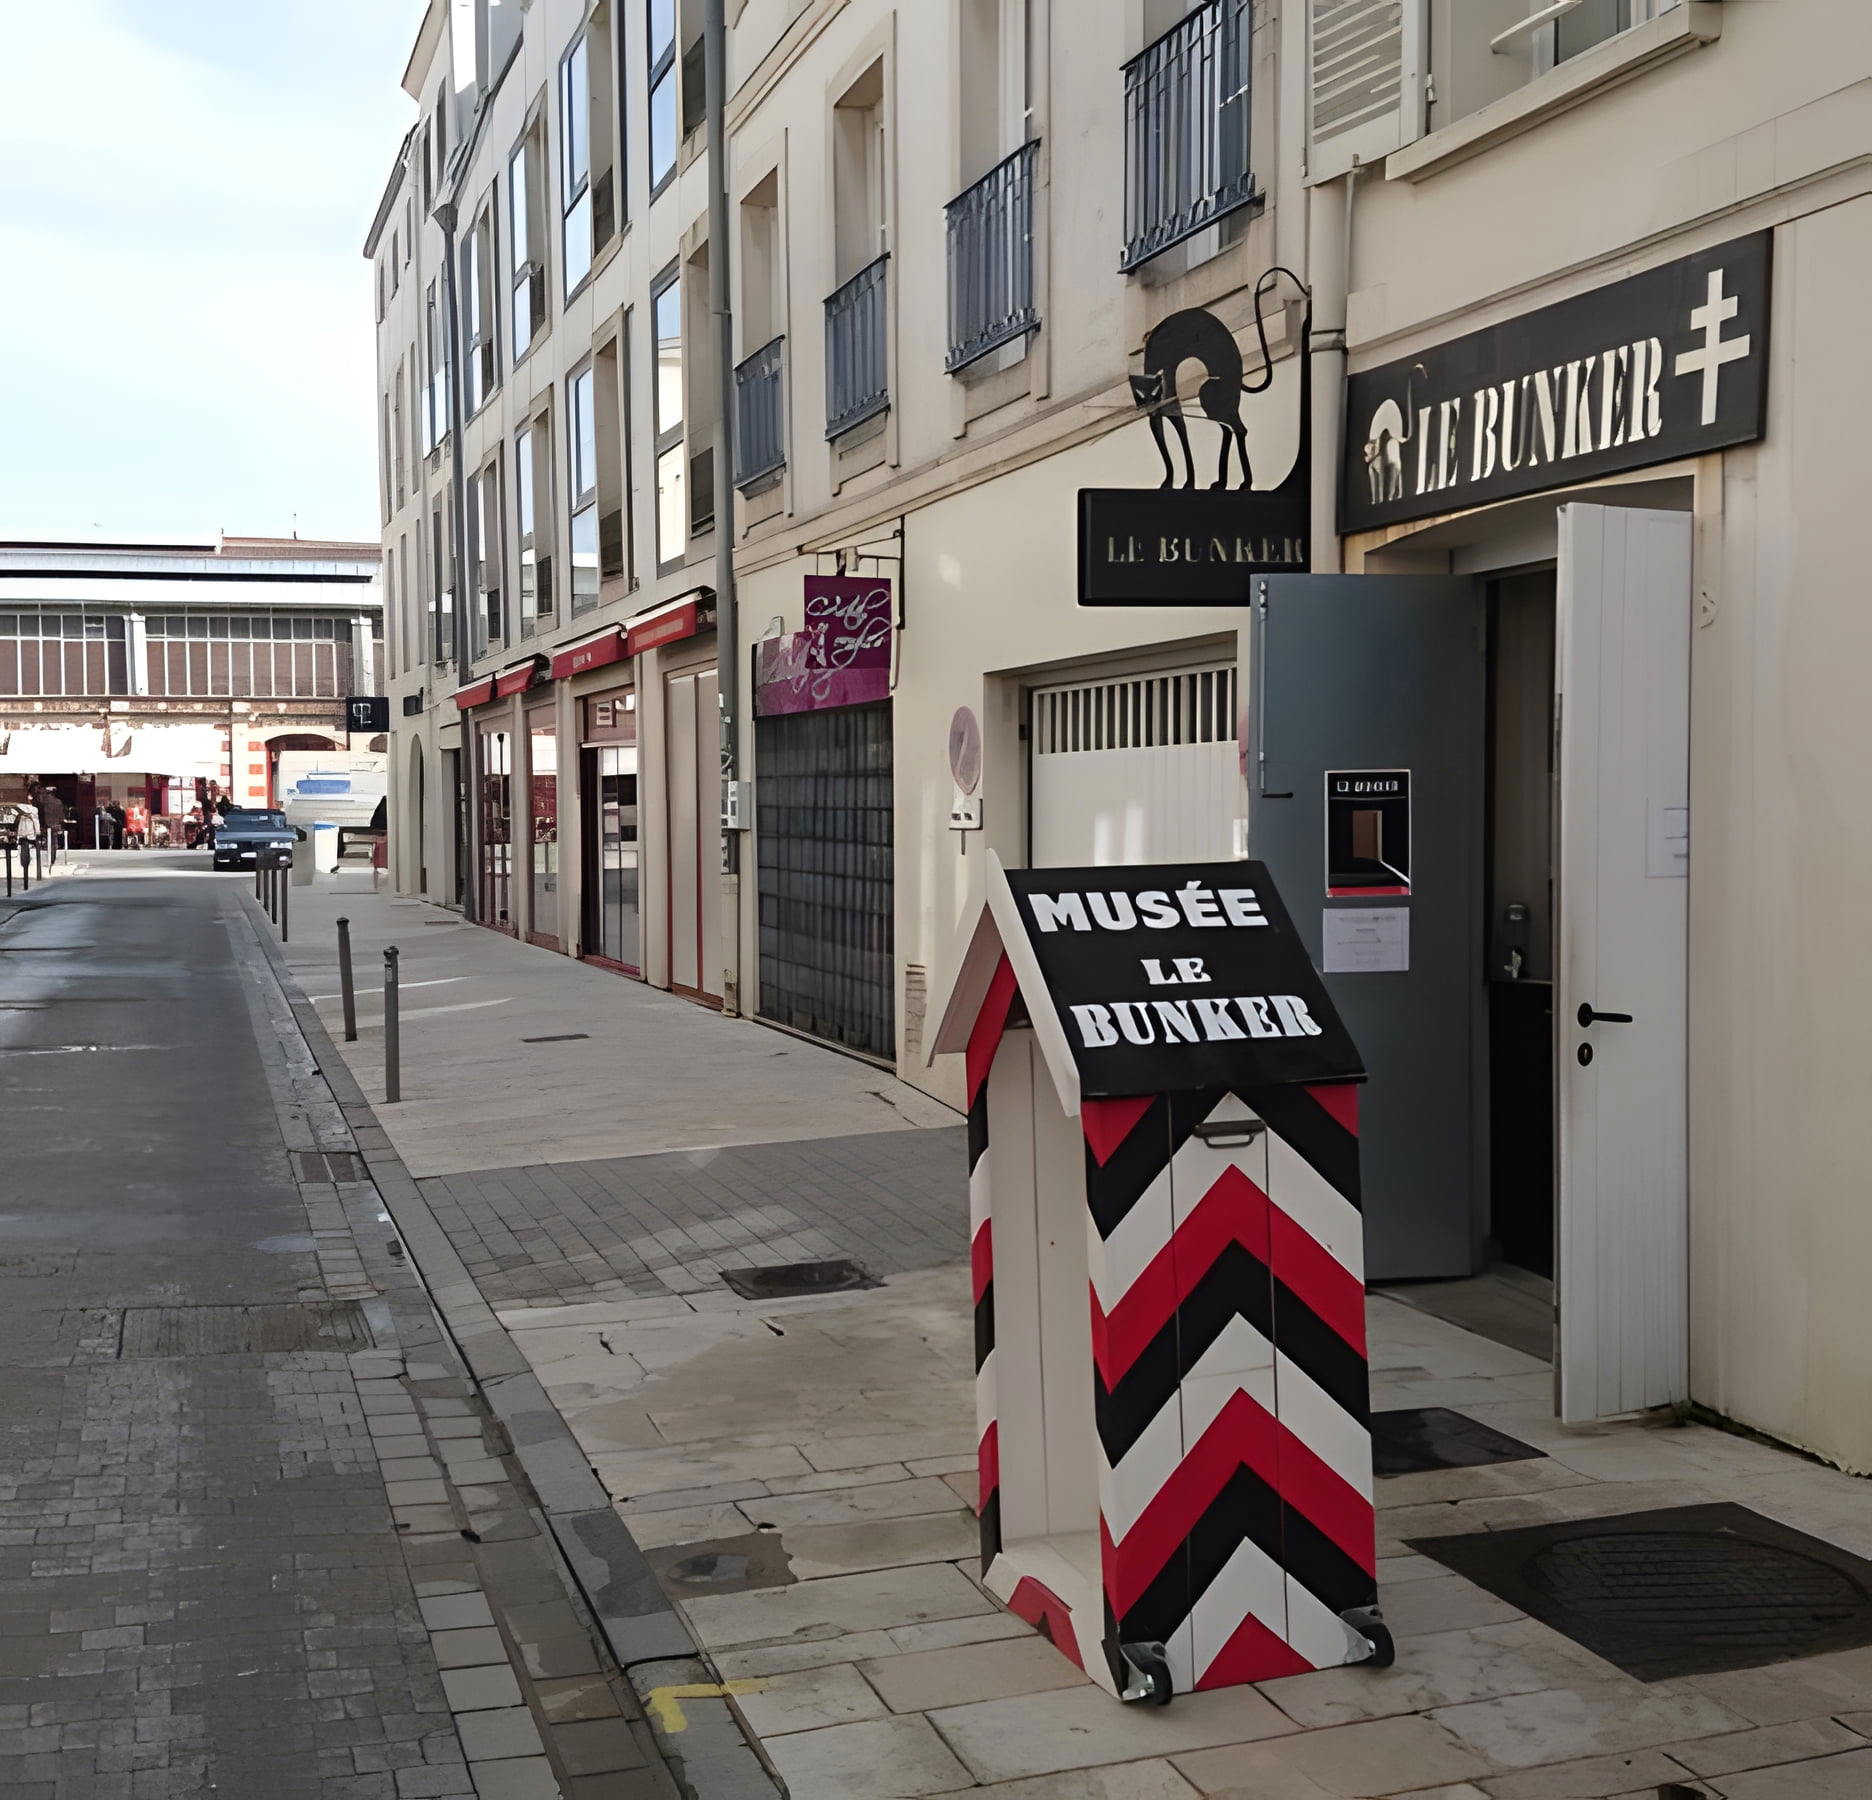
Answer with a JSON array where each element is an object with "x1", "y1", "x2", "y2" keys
[{"x1": 1674, "y1": 268, "x2": 1751, "y2": 427}]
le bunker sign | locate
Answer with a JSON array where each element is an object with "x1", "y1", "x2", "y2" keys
[
  {"x1": 1001, "y1": 860, "x2": 1362, "y2": 1097},
  {"x1": 1342, "y1": 231, "x2": 1771, "y2": 533}
]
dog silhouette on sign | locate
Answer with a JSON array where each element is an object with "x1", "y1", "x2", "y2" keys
[{"x1": 1128, "y1": 272, "x2": 1287, "y2": 489}]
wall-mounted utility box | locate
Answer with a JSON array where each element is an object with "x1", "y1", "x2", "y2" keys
[{"x1": 932, "y1": 854, "x2": 1387, "y2": 1703}]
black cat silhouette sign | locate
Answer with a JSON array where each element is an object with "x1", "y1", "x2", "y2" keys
[{"x1": 1079, "y1": 285, "x2": 1310, "y2": 607}]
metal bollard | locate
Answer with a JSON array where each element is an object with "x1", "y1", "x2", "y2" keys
[
  {"x1": 3, "y1": 843, "x2": 11, "y2": 897},
  {"x1": 20, "y1": 843, "x2": 30, "y2": 893},
  {"x1": 255, "y1": 859, "x2": 262, "y2": 901},
  {"x1": 337, "y1": 916, "x2": 357, "y2": 1042},
  {"x1": 278, "y1": 853, "x2": 289, "y2": 943},
  {"x1": 383, "y1": 947, "x2": 401, "y2": 1104}
]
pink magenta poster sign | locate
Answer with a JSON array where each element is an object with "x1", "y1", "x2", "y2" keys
[{"x1": 755, "y1": 576, "x2": 894, "y2": 716}]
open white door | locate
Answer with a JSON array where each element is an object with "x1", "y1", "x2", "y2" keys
[{"x1": 1556, "y1": 505, "x2": 1691, "y2": 1422}]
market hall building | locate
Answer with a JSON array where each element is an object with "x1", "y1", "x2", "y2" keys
[
  {"x1": 371, "y1": 0, "x2": 1872, "y2": 1475},
  {"x1": 0, "y1": 536, "x2": 383, "y2": 845}
]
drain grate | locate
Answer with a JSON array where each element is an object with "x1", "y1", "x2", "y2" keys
[
  {"x1": 1411, "y1": 1502, "x2": 1872, "y2": 1681},
  {"x1": 719, "y1": 1258, "x2": 875, "y2": 1301},
  {"x1": 120, "y1": 1303, "x2": 373, "y2": 1358},
  {"x1": 1372, "y1": 1407, "x2": 1545, "y2": 1477},
  {"x1": 294, "y1": 1150, "x2": 369, "y2": 1184},
  {"x1": 522, "y1": 1034, "x2": 590, "y2": 1044}
]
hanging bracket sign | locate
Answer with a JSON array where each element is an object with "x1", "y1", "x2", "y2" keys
[{"x1": 755, "y1": 577, "x2": 894, "y2": 716}]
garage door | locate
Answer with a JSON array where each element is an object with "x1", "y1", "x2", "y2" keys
[
  {"x1": 755, "y1": 701, "x2": 894, "y2": 1060},
  {"x1": 1030, "y1": 661, "x2": 1239, "y2": 867}
]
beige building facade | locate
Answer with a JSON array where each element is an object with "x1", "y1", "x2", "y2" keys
[{"x1": 371, "y1": 1, "x2": 1872, "y2": 1472}]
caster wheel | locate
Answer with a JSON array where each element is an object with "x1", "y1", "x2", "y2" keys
[
  {"x1": 1341, "y1": 1607, "x2": 1395, "y2": 1669},
  {"x1": 1119, "y1": 1640, "x2": 1174, "y2": 1706}
]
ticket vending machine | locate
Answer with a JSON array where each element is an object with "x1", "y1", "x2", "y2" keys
[{"x1": 932, "y1": 854, "x2": 1389, "y2": 1704}]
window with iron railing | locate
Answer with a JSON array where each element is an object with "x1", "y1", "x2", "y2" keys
[
  {"x1": 946, "y1": 141, "x2": 1040, "y2": 373},
  {"x1": 734, "y1": 335, "x2": 785, "y2": 488},
  {"x1": 824, "y1": 256, "x2": 889, "y2": 439},
  {"x1": 509, "y1": 136, "x2": 546, "y2": 362},
  {"x1": 1121, "y1": 0, "x2": 1254, "y2": 272}
]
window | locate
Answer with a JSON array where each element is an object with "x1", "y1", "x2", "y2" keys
[
  {"x1": 516, "y1": 426, "x2": 539, "y2": 636},
  {"x1": 683, "y1": 243, "x2": 716, "y2": 536},
  {"x1": 424, "y1": 280, "x2": 447, "y2": 451},
  {"x1": 509, "y1": 132, "x2": 546, "y2": 361},
  {"x1": 474, "y1": 457, "x2": 504, "y2": 654},
  {"x1": 595, "y1": 329, "x2": 630, "y2": 583},
  {"x1": 561, "y1": 33, "x2": 593, "y2": 292},
  {"x1": 389, "y1": 230, "x2": 400, "y2": 295},
  {"x1": 1120, "y1": 0, "x2": 1253, "y2": 272},
  {"x1": 464, "y1": 196, "x2": 498, "y2": 414},
  {"x1": 141, "y1": 614, "x2": 354, "y2": 699},
  {"x1": 0, "y1": 610, "x2": 129, "y2": 698},
  {"x1": 421, "y1": 123, "x2": 433, "y2": 210},
  {"x1": 568, "y1": 365, "x2": 600, "y2": 612},
  {"x1": 648, "y1": 0, "x2": 677, "y2": 193},
  {"x1": 385, "y1": 545, "x2": 398, "y2": 680},
  {"x1": 391, "y1": 364, "x2": 407, "y2": 508},
  {"x1": 380, "y1": 392, "x2": 393, "y2": 523},
  {"x1": 375, "y1": 258, "x2": 387, "y2": 324},
  {"x1": 398, "y1": 530, "x2": 412, "y2": 674},
  {"x1": 832, "y1": 62, "x2": 887, "y2": 285},
  {"x1": 1540, "y1": 0, "x2": 1681, "y2": 70},
  {"x1": 432, "y1": 502, "x2": 453, "y2": 665},
  {"x1": 651, "y1": 269, "x2": 685, "y2": 565},
  {"x1": 588, "y1": 3, "x2": 620, "y2": 250}
]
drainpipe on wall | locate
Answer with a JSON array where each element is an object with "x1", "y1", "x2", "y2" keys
[
  {"x1": 436, "y1": 197, "x2": 479, "y2": 922},
  {"x1": 705, "y1": 0, "x2": 744, "y2": 1013},
  {"x1": 1307, "y1": 171, "x2": 1352, "y2": 575}
]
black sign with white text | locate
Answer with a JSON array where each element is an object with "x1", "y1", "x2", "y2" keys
[
  {"x1": 1327, "y1": 770, "x2": 1411, "y2": 897},
  {"x1": 346, "y1": 695, "x2": 390, "y2": 734},
  {"x1": 1003, "y1": 861, "x2": 1362, "y2": 1097},
  {"x1": 1077, "y1": 485, "x2": 1310, "y2": 605},
  {"x1": 1342, "y1": 232, "x2": 1772, "y2": 533}
]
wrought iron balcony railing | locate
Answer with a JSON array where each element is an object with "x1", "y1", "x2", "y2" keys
[
  {"x1": 824, "y1": 255, "x2": 889, "y2": 439},
  {"x1": 946, "y1": 141, "x2": 1040, "y2": 373},
  {"x1": 1121, "y1": 0, "x2": 1255, "y2": 272},
  {"x1": 734, "y1": 335, "x2": 786, "y2": 487}
]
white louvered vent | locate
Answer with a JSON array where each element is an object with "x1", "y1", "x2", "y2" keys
[
  {"x1": 1032, "y1": 667, "x2": 1238, "y2": 757},
  {"x1": 1307, "y1": 0, "x2": 1427, "y2": 184}
]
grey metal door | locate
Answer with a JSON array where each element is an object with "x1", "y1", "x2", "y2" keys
[
  {"x1": 1251, "y1": 575, "x2": 1485, "y2": 1280},
  {"x1": 755, "y1": 702, "x2": 895, "y2": 1060}
]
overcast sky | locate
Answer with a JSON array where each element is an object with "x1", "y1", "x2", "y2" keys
[{"x1": 0, "y1": 0, "x2": 424, "y2": 544}]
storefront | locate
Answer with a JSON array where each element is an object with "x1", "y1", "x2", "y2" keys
[
  {"x1": 626, "y1": 598, "x2": 719, "y2": 1007},
  {"x1": 1297, "y1": 232, "x2": 1775, "y2": 1422},
  {"x1": 752, "y1": 577, "x2": 896, "y2": 1061},
  {"x1": 550, "y1": 627, "x2": 638, "y2": 976}
]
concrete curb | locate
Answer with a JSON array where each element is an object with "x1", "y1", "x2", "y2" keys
[{"x1": 239, "y1": 890, "x2": 787, "y2": 1800}]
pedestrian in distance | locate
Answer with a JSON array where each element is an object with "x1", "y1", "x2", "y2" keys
[
  {"x1": 125, "y1": 799, "x2": 148, "y2": 850},
  {"x1": 38, "y1": 787, "x2": 66, "y2": 854},
  {"x1": 105, "y1": 801, "x2": 126, "y2": 850}
]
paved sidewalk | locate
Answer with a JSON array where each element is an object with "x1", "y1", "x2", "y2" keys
[
  {"x1": 250, "y1": 872, "x2": 1872, "y2": 1798},
  {"x1": 270, "y1": 874, "x2": 957, "y2": 1178}
]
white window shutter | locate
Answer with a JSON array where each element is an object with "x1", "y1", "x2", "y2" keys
[{"x1": 1306, "y1": 0, "x2": 1427, "y2": 185}]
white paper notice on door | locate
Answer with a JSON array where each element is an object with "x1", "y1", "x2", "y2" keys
[{"x1": 1322, "y1": 906, "x2": 1410, "y2": 973}]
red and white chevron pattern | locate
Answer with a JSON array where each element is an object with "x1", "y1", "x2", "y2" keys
[
  {"x1": 967, "y1": 956, "x2": 1019, "y2": 1571},
  {"x1": 1084, "y1": 1086, "x2": 1375, "y2": 1693}
]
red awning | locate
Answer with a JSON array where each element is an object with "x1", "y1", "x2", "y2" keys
[
  {"x1": 495, "y1": 660, "x2": 543, "y2": 697},
  {"x1": 454, "y1": 678, "x2": 496, "y2": 710},
  {"x1": 549, "y1": 629, "x2": 627, "y2": 680},
  {"x1": 625, "y1": 598, "x2": 708, "y2": 657}
]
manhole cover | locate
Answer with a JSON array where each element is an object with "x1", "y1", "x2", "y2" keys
[
  {"x1": 646, "y1": 1532, "x2": 794, "y2": 1597},
  {"x1": 1372, "y1": 1407, "x2": 1544, "y2": 1477},
  {"x1": 294, "y1": 1150, "x2": 369, "y2": 1184},
  {"x1": 1411, "y1": 1502, "x2": 1872, "y2": 1681},
  {"x1": 119, "y1": 1303, "x2": 373, "y2": 1357},
  {"x1": 719, "y1": 1258, "x2": 874, "y2": 1300}
]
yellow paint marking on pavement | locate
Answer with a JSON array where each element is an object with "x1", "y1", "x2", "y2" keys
[{"x1": 643, "y1": 1680, "x2": 767, "y2": 1733}]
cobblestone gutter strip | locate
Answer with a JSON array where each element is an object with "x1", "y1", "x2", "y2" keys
[{"x1": 241, "y1": 895, "x2": 786, "y2": 1800}]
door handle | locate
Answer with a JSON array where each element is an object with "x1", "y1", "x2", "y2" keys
[{"x1": 1576, "y1": 1004, "x2": 1634, "y2": 1027}]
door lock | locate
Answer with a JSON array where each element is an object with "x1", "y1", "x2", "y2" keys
[{"x1": 1576, "y1": 1004, "x2": 1634, "y2": 1028}]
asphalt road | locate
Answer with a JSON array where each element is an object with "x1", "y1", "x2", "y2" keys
[{"x1": 0, "y1": 868, "x2": 469, "y2": 1794}]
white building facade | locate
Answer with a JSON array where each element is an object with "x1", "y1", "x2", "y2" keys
[{"x1": 371, "y1": 0, "x2": 1872, "y2": 1473}]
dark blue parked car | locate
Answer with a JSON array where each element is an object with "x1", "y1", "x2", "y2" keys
[{"x1": 211, "y1": 809, "x2": 301, "y2": 871}]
